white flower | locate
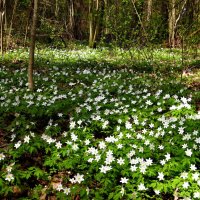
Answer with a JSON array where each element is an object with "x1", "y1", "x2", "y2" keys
[
  {"x1": 6, "y1": 165, "x2": 13, "y2": 172},
  {"x1": 102, "y1": 120, "x2": 109, "y2": 129},
  {"x1": 139, "y1": 164, "x2": 147, "y2": 174},
  {"x1": 30, "y1": 132, "x2": 35, "y2": 137},
  {"x1": 70, "y1": 121, "x2": 76, "y2": 129},
  {"x1": 165, "y1": 153, "x2": 170, "y2": 161},
  {"x1": 105, "y1": 136, "x2": 117, "y2": 143},
  {"x1": 0, "y1": 153, "x2": 5, "y2": 161},
  {"x1": 95, "y1": 154, "x2": 101, "y2": 162},
  {"x1": 72, "y1": 143, "x2": 79, "y2": 151},
  {"x1": 120, "y1": 177, "x2": 129, "y2": 184},
  {"x1": 190, "y1": 164, "x2": 197, "y2": 171},
  {"x1": 182, "y1": 182, "x2": 189, "y2": 189},
  {"x1": 88, "y1": 158, "x2": 94, "y2": 163},
  {"x1": 117, "y1": 144, "x2": 123, "y2": 149},
  {"x1": 146, "y1": 100, "x2": 153, "y2": 105},
  {"x1": 56, "y1": 183, "x2": 63, "y2": 191},
  {"x1": 14, "y1": 141, "x2": 21, "y2": 149},
  {"x1": 182, "y1": 144, "x2": 188, "y2": 149},
  {"x1": 192, "y1": 172, "x2": 199, "y2": 181},
  {"x1": 158, "y1": 145, "x2": 164, "y2": 150},
  {"x1": 87, "y1": 147, "x2": 98, "y2": 155},
  {"x1": 84, "y1": 139, "x2": 90, "y2": 145},
  {"x1": 194, "y1": 192, "x2": 200, "y2": 198},
  {"x1": 74, "y1": 173, "x2": 84, "y2": 183},
  {"x1": 160, "y1": 159, "x2": 166, "y2": 165},
  {"x1": 117, "y1": 158, "x2": 125, "y2": 165},
  {"x1": 138, "y1": 183, "x2": 146, "y2": 191},
  {"x1": 99, "y1": 141, "x2": 106, "y2": 149},
  {"x1": 146, "y1": 158, "x2": 153, "y2": 166},
  {"x1": 55, "y1": 141, "x2": 62, "y2": 149},
  {"x1": 71, "y1": 133, "x2": 78, "y2": 141},
  {"x1": 185, "y1": 149, "x2": 192, "y2": 157},
  {"x1": 126, "y1": 133, "x2": 132, "y2": 138},
  {"x1": 5, "y1": 173, "x2": 14, "y2": 182},
  {"x1": 181, "y1": 172, "x2": 188, "y2": 179},
  {"x1": 105, "y1": 155, "x2": 115, "y2": 165},
  {"x1": 157, "y1": 172, "x2": 164, "y2": 181},
  {"x1": 154, "y1": 190, "x2": 160, "y2": 195},
  {"x1": 130, "y1": 165, "x2": 137, "y2": 172},
  {"x1": 24, "y1": 135, "x2": 30, "y2": 143},
  {"x1": 63, "y1": 187, "x2": 70, "y2": 195},
  {"x1": 70, "y1": 177, "x2": 76, "y2": 184},
  {"x1": 125, "y1": 121, "x2": 132, "y2": 129},
  {"x1": 100, "y1": 165, "x2": 112, "y2": 173},
  {"x1": 58, "y1": 113, "x2": 63, "y2": 117}
]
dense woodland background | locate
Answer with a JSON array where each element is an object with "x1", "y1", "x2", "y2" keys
[
  {"x1": 1, "y1": 1, "x2": 200, "y2": 199},
  {"x1": 0, "y1": 0, "x2": 200, "y2": 50}
]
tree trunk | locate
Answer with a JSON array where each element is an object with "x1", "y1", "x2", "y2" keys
[
  {"x1": 55, "y1": 0, "x2": 59, "y2": 18},
  {"x1": 28, "y1": 0, "x2": 38, "y2": 91},
  {"x1": 168, "y1": 0, "x2": 187, "y2": 48},
  {"x1": 0, "y1": 0, "x2": 5, "y2": 55},
  {"x1": 104, "y1": 0, "x2": 108, "y2": 34},
  {"x1": 6, "y1": 0, "x2": 18, "y2": 50},
  {"x1": 24, "y1": 0, "x2": 33, "y2": 46},
  {"x1": 0, "y1": 14, "x2": 3, "y2": 55},
  {"x1": 89, "y1": 0, "x2": 94, "y2": 47},
  {"x1": 168, "y1": 0, "x2": 176, "y2": 48},
  {"x1": 69, "y1": 0, "x2": 74, "y2": 38},
  {"x1": 146, "y1": 0, "x2": 152, "y2": 23},
  {"x1": 89, "y1": 0, "x2": 100, "y2": 48}
]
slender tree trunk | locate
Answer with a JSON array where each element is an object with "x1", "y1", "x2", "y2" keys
[
  {"x1": 89, "y1": 0, "x2": 94, "y2": 47},
  {"x1": 6, "y1": 0, "x2": 18, "y2": 50},
  {"x1": 89, "y1": 0, "x2": 100, "y2": 48},
  {"x1": 0, "y1": 14, "x2": 3, "y2": 55},
  {"x1": 142, "y1": 0, "x2": 152, "y2": 43},
  {"x1": 69, "y1": 0, "x2": 74, "y2": 38},
  {"x1": 168, "y1": 0, "x2": 176, "y2": 47},
  {"x1": 28, "y1": 0, "x2": 38, "y2": 91},
  {"x1": 146, "y1": 0, "x2": 152, "y2": 23},
  {"x1": 24, "y1": 1, "x2": 33, "y2": 46},
  {"x1": 0, "y1": 0, "x2": 5, "y2": 55},
  {"x1": 104, "y1": 0, "x2": 108, "y2": 34},
  {"x1": 93, "y1": 0, "x2": 99, "y2": 44},
  {"x1": 55, "y1": 0, "x2": 59, "y2": 17},
  {"x1": 168, "y1": 0, "x2": 187, "y2": 48}
]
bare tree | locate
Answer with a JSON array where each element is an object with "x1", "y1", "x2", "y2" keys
[
  {"x1": 0, "y1": 0, "x2": 5, "y2": 55},
  {"x1": 168, "y1": 0, "x2": 187, "y2": 47},
  {"x1": 28, "y1": 0, "x2": 39, "y2": 91},
  {"x1": 6, "y1": 0, "x2": 18, "y2": 50},
  {"x1": 89, "y1": 0, "x2": 102, "y2": 48}
]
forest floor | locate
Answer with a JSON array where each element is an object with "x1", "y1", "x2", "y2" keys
[{"x1": 0, "y1": 46, "x2": 200, "y2": 199}]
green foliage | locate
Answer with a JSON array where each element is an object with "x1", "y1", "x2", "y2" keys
[{"x1": 0, "y1": 47, "x2": 200, "y2": 199}]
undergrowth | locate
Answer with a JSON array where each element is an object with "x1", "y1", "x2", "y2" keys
[{"x1": 0, "y1": 47, "x2": 199, "y2": 199}]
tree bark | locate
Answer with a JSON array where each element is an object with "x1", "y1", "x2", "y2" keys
[
  {"x1": 89, "y1": 0, "x2": 93, "y2": 47},
  {"x1": 89, "y1": 0, "x2": 100, "y2": 48},
  {"x1": 0, "y1": 0, "x2": 5, "y2": 55},
  {"x1": 104, "y1": 0, "x2": 108, "y2": 34},
  {"x1": 146, "y1": 0, "x2": 152, "y2": 23},
  {"x1": 28, "y1": 0, "x2": 38, "y2": 91},
  {"x1": 24, "y1": 0, "x2": 33, "y2": 46},
  {"x1": 6, "y1": 0, "x2": 18, "y2": 50},
  {"x1": 168, "y1": 0, "x2": 176, "y2": 48},
  {"x1": 69, "y1": 0, "x2": 74, "y2": 38}
]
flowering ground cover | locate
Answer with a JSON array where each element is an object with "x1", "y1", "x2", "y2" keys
[{"x1": 0, "y1": 47, "x2": 200, "y2": 199}]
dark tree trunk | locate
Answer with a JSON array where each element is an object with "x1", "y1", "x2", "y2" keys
[{"x1": 28, "y1": 0, "x2": 38, "y2": 91}]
